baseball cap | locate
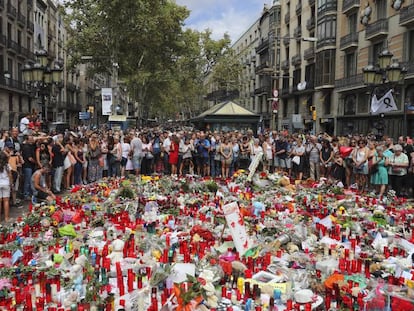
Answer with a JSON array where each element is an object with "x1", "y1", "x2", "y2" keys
[{"x1": 5, "y1": 141, "x2": 14, "y2": 149}]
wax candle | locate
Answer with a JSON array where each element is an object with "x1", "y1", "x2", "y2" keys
[{"x1": 127, "y1": 269, "x2": 134, "y2": 292}]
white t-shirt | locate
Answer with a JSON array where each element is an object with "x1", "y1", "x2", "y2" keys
[
  {"x1": 19, "y1": 117, "x2": 30, "y2": 134},
  {"x1": 0, "y1": 165, "x2": 10, "y2": 187},
  {"x1": 121, "y1": 142, "x2": 131, "y2": 159}
]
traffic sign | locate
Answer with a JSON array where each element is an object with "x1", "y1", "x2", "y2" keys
[{"x1": 79, "y1": 112, "x2": 91, "y2": 120}]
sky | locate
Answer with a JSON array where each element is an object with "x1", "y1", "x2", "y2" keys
[{"x1": 175, "y1": 0, "x2": 272, "y2": 42}]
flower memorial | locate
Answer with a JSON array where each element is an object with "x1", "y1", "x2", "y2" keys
[{"x1": 0, "y1": 171, "x2": 413, "y2": 311}]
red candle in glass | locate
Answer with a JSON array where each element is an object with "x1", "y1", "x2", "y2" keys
[{"x1": 127, "y1": 269, "x2": 134, "y2": 292}]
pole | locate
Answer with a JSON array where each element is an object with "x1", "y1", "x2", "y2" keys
[{"x1": 404, "y1": 102, "x2": 407, "y2": 137}]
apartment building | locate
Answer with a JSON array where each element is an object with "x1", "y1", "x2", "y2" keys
[
  {"x1": 277, "y1": 0, "x2": 334, "y2": 134},
  {"x1": 0, "y1": 0, "x2": 35, "y2": 129},
  {"x1": 334, "y1": 0, "x2": 414, "y2": 138},
  {"x1": 230, "y1": 2, "x2": 281, "y2": 129}
]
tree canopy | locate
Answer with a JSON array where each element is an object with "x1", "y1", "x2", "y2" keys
[{"x1": 63, "y1": 0, "x2": 241, "y2": 120}]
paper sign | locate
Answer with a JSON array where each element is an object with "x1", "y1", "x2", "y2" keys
[
  {"x1": 247, "y1": 152, "x2": 263, "y2": 181},
  {"x1": 223, "y1": 201, "x2": 253, "y2": 255},
  {"x1": 169, "y1": 263, "x2": 196, "y2": 283}
]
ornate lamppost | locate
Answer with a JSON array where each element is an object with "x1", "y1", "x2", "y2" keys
[
  {"x1": 362, "y1": 48, "x2": 406, "y2": 139},
  {"x1": 22, "y1": 50, "x2": 63, "y2": 125}
]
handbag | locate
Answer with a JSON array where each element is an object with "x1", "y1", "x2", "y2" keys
[
  {"x1": 146, "y1": 152, "x2": 154, "y2": 159},
  {"x1": 369, "y1": 163, "x2": 378, "y2": 174},
  {"x1": 292, "y1": 155, "x2": 301, "y2": 165}
]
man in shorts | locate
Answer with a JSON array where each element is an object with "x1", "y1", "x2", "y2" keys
[{"x1": 31, "y1": 165, "x2": 56, "y2": 203}]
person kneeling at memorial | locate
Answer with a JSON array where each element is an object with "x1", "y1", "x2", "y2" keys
[{"x1": 31, "y1": 165, "x2": 56, "y2": 203}]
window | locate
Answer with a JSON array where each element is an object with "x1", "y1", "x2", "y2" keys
[
  {"x1": 7, "y1": 58, "x2": 12, "y2": 77},
  {"x1": 293, "y1": 68, "x2": 301, "y2": 90},
  {"x1": 323, "y1": 92, "x2": 331, "y2": 115},
  {"x1": 315, "y1": 50, "x2": 335, "y2": 86},
  {"x1": 376, "y1": 0, "x2": 387, "y2": 19},
  {"x1": 357, "y1": 93, "x2": 369, "y2": 113},
  {"x1": 348, "y1": 13, "x2": 357, "y2": 33},
  {"x1": 407, "y1": 30, "x2": 414, "y2": 62},
  {"x1": 316, "y1": 15, "x2": 336, "y2": 47},
  {"x1": 283, "y1": 100, "x2": 288, "y2": 117},
  {"x1": 344, "y1": 94, "x2": 356, "y2": 115},
  {"x1": 294, "y1": 97, "x2": 299, "y2": 114},
  {"x1": 345, "y1": 52, "x2": 356, "y2": 78},
  {"x1": 370, "y1": 41, "x2": 385, "y2": 65},
  {"x1": 305, "y1": 63, "x2": 315, "y2": 88},
  {"x1": 317, "y1": 0, "x2": 337, "y2": 14}
]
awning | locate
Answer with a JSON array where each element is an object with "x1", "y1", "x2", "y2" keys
[{"x1": 108, "y1": 115, "x2": 127, "y2": 122}]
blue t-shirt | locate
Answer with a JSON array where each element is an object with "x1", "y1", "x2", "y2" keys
[{"x1": 196, "y1": 139, "x2": 210, "y2": 158}]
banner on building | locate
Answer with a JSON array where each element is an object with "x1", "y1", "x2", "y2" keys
[
  {"x1": 370, "y1": 89, "x2": 398, "y2": 115},
  {"x1": 101, "y1": 88, "x2": 113, "y2": 116}
]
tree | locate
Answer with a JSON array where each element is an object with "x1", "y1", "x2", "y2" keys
[{"x1": 63, "y1": 0, "x2": 237, "y2": 120}]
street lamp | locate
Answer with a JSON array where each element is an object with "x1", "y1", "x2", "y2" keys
[
  {"x1": 362, "y1": 48, "x2": 406, "y2": 138},
  {"x1": 22, "y1": 50, "x2": 63, "y2": 124}
]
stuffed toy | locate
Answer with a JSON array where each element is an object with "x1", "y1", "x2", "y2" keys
[{"x1": 107, "y1": 238, "x2": 125, "y2": 264}]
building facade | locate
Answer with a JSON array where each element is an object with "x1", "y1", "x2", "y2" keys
[
  {"x1": 0, "y1": 0, "x2": 35, "y2": 129},
  {"x1": 205, "y1": 0, "x2": 414, "y2": 137},
  {"x1": 334, "y1": 0, "x2": 414, "y2": 138}
]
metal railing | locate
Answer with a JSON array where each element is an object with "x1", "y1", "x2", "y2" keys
[
  {"x1": 285, "y1": 13, "x2": 290, "y2": 24},
  {"x1": 365, "y1": 18, "x2": 388, "y2": 40},
  {"x1": 27, "y1": 20, "x2": 34, "y2": 33},
  {"x1": 296, "y1": 2, "x2": 302, "y2": 14},
  {"x1": 306, "y1": 16, "x2": 315, "y2": 30},
  {"x1": 0, "y1": 76, "x2": 26, "y2": 91},
  {"x1": 7, "y1": 2, "x2": 16, "y2": 19},
  {"x1": 283, "y1": 35, "x2": 291, "y2": 46},
  {"x1": 339, "y1": 32, "x2": 359, "y2": 50},
  {"x1": 334, "y1": 74, "x2": 363, "y2": 89},
  {"x1": 400, "y1": 4, "x2": 414, "y2": 26},
  {"x1": 256, "y1": 38, "x2": 269, "y2": 53},
  {"x1": 281, "y1": 60, "x2": 290, "y2": 71},
  {"x1": 304, "y1": 47, "x2": 315, "y2": 60},
  {"x1": 17, "y1": 12, "x2": 25, "y2": 26},
  {"x1": 342, "y1": 0, "x2": 360, "y2": 13},
  {"x1": 291, "y1": 54, "x2": 302, "y2": 66}
]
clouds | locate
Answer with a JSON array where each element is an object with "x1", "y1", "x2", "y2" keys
[{"x1": 176, "y1": 0, "x2": 268, "y2": 41}]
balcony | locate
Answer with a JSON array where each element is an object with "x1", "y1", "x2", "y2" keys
[
  {"x1": 335, "y1": 74, "x2": 364, "y2": 90},
  {"x1": 316, "y1": 37, "x2": 336, "y2": 49},
  {"x1": 254, "y1": 86, "x2": 270, "y2": 95},
  {"x1": 281, "y1": 59, "x2": 290, "y2": 71},
  {"x1": 365, "y1": 19, "x2": 388, "y2": 41},
  {"x1": 7, "y1": 39, "x2": 19, "y2": 53},
  {"x1": 7, "y1": 2, "x2": 16, "y2": 19},
  {"x1": 291, "y1": 54, "x2": 302, "y2": 66},
  {"x1": 318, "y1": 2, "x2": 337, "y2": 15},
  {"x1": 255, "y1": 62, "x2": 272, "y2": 74},
  {"x1": 0, "y1": 76, "x2": 26, "y2": 91},
  {"x1": 308, "y1": 0, "x2": 315, "y2": 7},
  {"x1": 339, "y1": 32, "x2": 359, "y2": 51},
  {"x1": 306, "y1": 16, "x2": 315, "y2": 31},
  {"x1": 27, "y1": 20, "x2": 34, "y2": 33},
  {"x1": 304, "y1": 47, "x2": 315, "y2": 60},
  {"x1": 281, "y1": 87, "x2": 291, "y2": 96},
  {"x1": 296, "y1": 2, "x2": 302, "y2": 14},
  {"x1": 283, "y1": 35, "x2": 291, "y2": 46},
  {"x1": 285, "y1": 12, "x2": 290, "y2": 24},
  {"x1": 256, "y1": 38, "x2": 269, "y2": 54},
  {"x1": 17, "y1": 12, "x2": 25, "y2": 26},
  {"x1": 400, "y1": 4, "x2": 414, "y2": 27},
  {"x1": 0, "y1": 34, "x2": 6, "y2": 47},
  {"x1": 342, "y1": 0, "x2": 360, "y2": 14},
  {"x1": 294, "y1": 26, "x2": 302, "y2": 40}
]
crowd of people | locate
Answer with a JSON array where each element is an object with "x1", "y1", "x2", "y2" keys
[{"x1": 0, "y1": 113, "x2": 412, "y2": 222}]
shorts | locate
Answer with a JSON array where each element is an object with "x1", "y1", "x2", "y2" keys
[
  {"x1": 274, "y1": 156, "x2": 290, "y2": 169},
  {"x1": 353, "y1": 163, "x2": 368, "y2": 175},
  {"x1": 132, "y1": 155, "x2": 143, "y2": 170},
  {"x1": 197, "y1": 156, "x2": 209, "y2": 166},
  {"x1": 0, "y1": 185, "x2": 10, "y2": 198},
  {"x1": 36, "y1": 191, "x2": 49, "y2": 200},
  {"x1": 121, "y1": 157, "x2": 128, "y2": 167}
]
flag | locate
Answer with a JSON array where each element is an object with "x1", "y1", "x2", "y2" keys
[{"x1": 370, "y1": 89, "x2": 398, "y2": 115}]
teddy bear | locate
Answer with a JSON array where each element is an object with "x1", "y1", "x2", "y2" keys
[{"x1": 107, "y1": 238, "x2": 125, "y2": 264}]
